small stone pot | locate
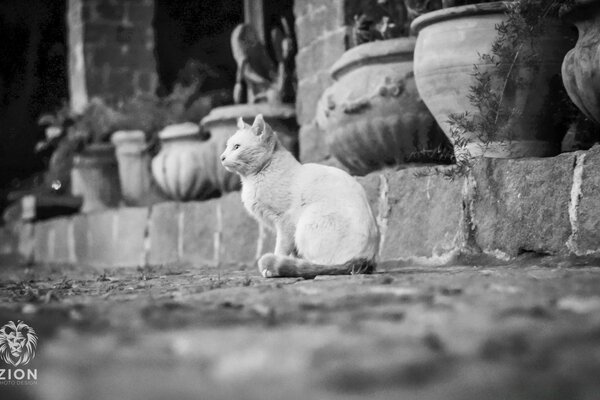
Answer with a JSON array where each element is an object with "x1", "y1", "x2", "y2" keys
[
  {"x1": 151, "y1": 123, "x2": 219, "y2": 201},
  {"x1": 315, "y1": 37, "x2": 444, "y2": 176},
  {"x1": 561, "y1": 0, "x2": 600, "y2": 125},
  {"x1": 200, "y1": 103, "x2": 299, "y2": 192},
  {"x1": 71, "y1": 143, "x2": 121, "y2": 213},
  {"x1": 111, "y1": 130, "x2": 162, "y2": 206}
]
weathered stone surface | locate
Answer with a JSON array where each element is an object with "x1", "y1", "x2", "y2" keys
[
  {"x1": 72, "y1": 214, "x2": 89, "y2": 265},
  {"x1": 181, "y1": 201, "x2": 218, "y2": 266},
  {"x1": 356, "y1": 171, "x2": 381, "y2": 219},
  {"x1": 294, "y1": 0, "x2": 343, "y2": 19},
  {"x1": 51, "y1": 218, "x2": 74, "y2": 264},
  {"x1": 85, "y1": 211, "x2": 117, "y2": 267},
  {"x1": 17, "y1": 223, "x2": 34, "y2": 264},
  {"x1": 0, "y1": 225, "x2": 17, "y2": 264},
  {"x1": 469, "y1": 155, "x2": 575, "y2": 257},
  {"x1": 218, "y1": 192, "x2": 259, "y2": 265},
  {"x1": 296, "y1": 71, "x2": 332, "y2": 125},
  {"x1": 33, "y1": 220, "x2": 53, "y2": 264},
  {"x1": 295, "y1": 3, "x2": 344, "y2": 49},
  {"x1": 148, "y1": 202, "x2": 180, "y2": 266},
  {"x1": 112, "y1": 207, "x2": 148, "y2": 267},
  {"x1": 295, "y1": 29, "x2": 346, "y2": 81},
  {"x1": 381, "y1": 167, "x2": 464, "y2": 260},
  {"x1": 576, "y1": 146, "x2": 600, "y2": 254},
  {"x1": 299, "y1": 121, "x2": 329, "y2": 163}
]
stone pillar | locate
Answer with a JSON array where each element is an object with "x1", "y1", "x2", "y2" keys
[
  {"x1": 293, "y1": 0, "x2": 347, "y2": 164},
  {"x1": 67, "y1": 0, "x2": 88, "y2": 114},
  {"x1": 244, "y1": 0, "x2": 265, "y2": 42},
  {"x1": 67, "y1": 0, "x2": 158, "y2": 106}
]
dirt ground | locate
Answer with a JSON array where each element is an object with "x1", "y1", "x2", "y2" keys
[{"x1": 1, "y1": 257, "x2": 600, "y2": 400}]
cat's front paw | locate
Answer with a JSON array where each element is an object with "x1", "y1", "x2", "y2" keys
[{"x1": 258, "y1": 253, "x2": 279, "y2": 278}]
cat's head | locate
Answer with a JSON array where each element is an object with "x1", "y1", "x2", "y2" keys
[{"x1": 221, "y1": 114, "x2": 277, "y2": 176}]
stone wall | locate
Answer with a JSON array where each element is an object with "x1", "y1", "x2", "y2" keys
[
  {"x1": 294, "y1": 0, "x2": 346, "y2": 164},
  {"x1": 4, "y1": 146, "x2": 600, "y2": 268},
  {"x1": 68, "y1": 0, "x2": 157, "y2": 107}
]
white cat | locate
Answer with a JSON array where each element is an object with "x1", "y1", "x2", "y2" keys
[{"x1": 220, "y1": 114, "x2": 380, "y2": 278}]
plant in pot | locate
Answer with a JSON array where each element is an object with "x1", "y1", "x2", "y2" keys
[
  {"x1": 314, "y1": 0, "x2": 449, "y2": 176},
  {"x1": 66, "y1": 98, "x2": 126, "y2": 213},
  {"x1": 411, "y1": 0, "x2": 578, "y2": 175},
  {"x1": 200, "y1": 17, "x2": 299, "y2": 193}
]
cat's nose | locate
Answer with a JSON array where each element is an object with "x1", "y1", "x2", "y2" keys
[{"x1": 220, "y1": 154, "x2": 226, "y2": 162}]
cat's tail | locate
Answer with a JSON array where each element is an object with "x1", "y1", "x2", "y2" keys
[{"x1": 258, "y1": 253, "x2": 376, "y2": 279}]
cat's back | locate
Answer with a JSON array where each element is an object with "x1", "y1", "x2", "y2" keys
[{"x1": 294, "y1": 163, "x2": 368, "y2": 205}]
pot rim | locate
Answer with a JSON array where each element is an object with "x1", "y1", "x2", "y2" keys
[
  {"x1": 158, "y1": 122, "x2": 201, "y2": 141},
  {"x1": 410, "y1": 1, "x2": 511, "y2": 35},
  {"x1": 111, "y1": 130, "x2": 146, "y2": 144},
  {"x1": 329, "y1": 37, "x2": 416, "y2": 81},
  {"x1": 200, "y1": 103, "x2": 296, "y2": 128}
]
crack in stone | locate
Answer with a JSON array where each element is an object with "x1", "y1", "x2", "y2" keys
[
  {"x1": 461, "y1": 174, "x2": 481, "y2": 254},
  {"x1": 177, "y1": 206, "x2": 184, "y2": 260},
  {"x1": 567, "y1": 153, "x2": 586, "y2": 255},
  {"x1": 142, "y1": 205, "x2": 153, "y2": 267},
  {"x1": 376, "y1": 174, "x2": 390, "y2": 259}
]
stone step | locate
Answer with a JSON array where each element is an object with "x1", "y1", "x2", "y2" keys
[{"x1": 2, "y1": 145, "x2": 600, "y2": 269}]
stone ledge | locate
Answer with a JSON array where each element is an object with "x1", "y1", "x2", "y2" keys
[{"x1": 4, "y1": 146, "x2": 600, "y2": 268}]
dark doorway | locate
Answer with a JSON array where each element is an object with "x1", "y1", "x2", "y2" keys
[{"x1": 0, "y1": 0, "x2": 69, "y2": 190}]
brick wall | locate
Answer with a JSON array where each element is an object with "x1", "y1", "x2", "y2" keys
[
  {"x1": 293, "y1": 0, "x2": 391, "y2": 165},
  {"x1": 69, "y1": 0, "x2": 157, "y2": 104}
]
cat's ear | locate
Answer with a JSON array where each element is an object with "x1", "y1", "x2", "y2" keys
[{"x1": 251, "y1": 114, "x2": 273, "y2": 139}]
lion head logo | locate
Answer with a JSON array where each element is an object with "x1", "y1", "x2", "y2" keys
[{"x1": 0, "y1": 320, "x2": 38, "y2": 366}]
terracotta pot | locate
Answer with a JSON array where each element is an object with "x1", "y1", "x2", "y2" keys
[
  {"x1": 411, "y1": 2, "x2": 576, "y2": 158},
  {"x1": 561, "y1": 0, "x2": 600, "y2": 125},
  {"x1": 200, "y1": 103, "x2": 298, "y2": 192},
  {"x1": 71, "y1": 143, "x2": 121, "y2": 213},
  {"x1": 111, "y1": 130, "x2": 163, "y2": 206},
  {"x1": 315, "y1": 37, "x2": 444, "y2": 175},
  {"x1": 151, "y1": 123, "x2": 219, "y2": 201}
]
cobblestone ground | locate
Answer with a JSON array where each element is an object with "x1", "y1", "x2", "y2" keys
[{"x1": 1, "y1": 257, "x2": 600, "y2": 400}]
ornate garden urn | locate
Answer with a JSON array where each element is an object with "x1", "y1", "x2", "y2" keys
[
  {"x1": 411, "y1": 2, "x2": 575, "y2": 159},
  {"x1": 561, "y1": 0, "x2": 600, "y2": 125},
  {"x1": 315, "y1": 37, "x2": 445, "y2": 175},
  {"x1": 151, "y1": 122, "x2": 219, "y2": 201}
]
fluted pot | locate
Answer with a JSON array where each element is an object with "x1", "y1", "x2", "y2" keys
[
  {"x1": 561, "y1": 0, "x2": 600, "y2": 125},
  {"x1": 151, "y1": 123, "x2": 219, "y2": 201},
  {"x1": 71, "y1": 143, "x2": 121, "y2": 213},
  {"x1": 111, "y1": 130, "x2": 162, "y2": 206},
  {"x1": 200, "y1": 103, "x2": 298, "y2": 192},
  {"x1": 315, "y1": 37, "x2": 444, "y2": 176},
  {"x1": 411, "y1": 2, "x2": 576, "y2": 158}
]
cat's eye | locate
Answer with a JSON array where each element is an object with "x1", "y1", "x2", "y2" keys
[{"x1": 233, "y1": 144, "x2": 240, "y2": 150}]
